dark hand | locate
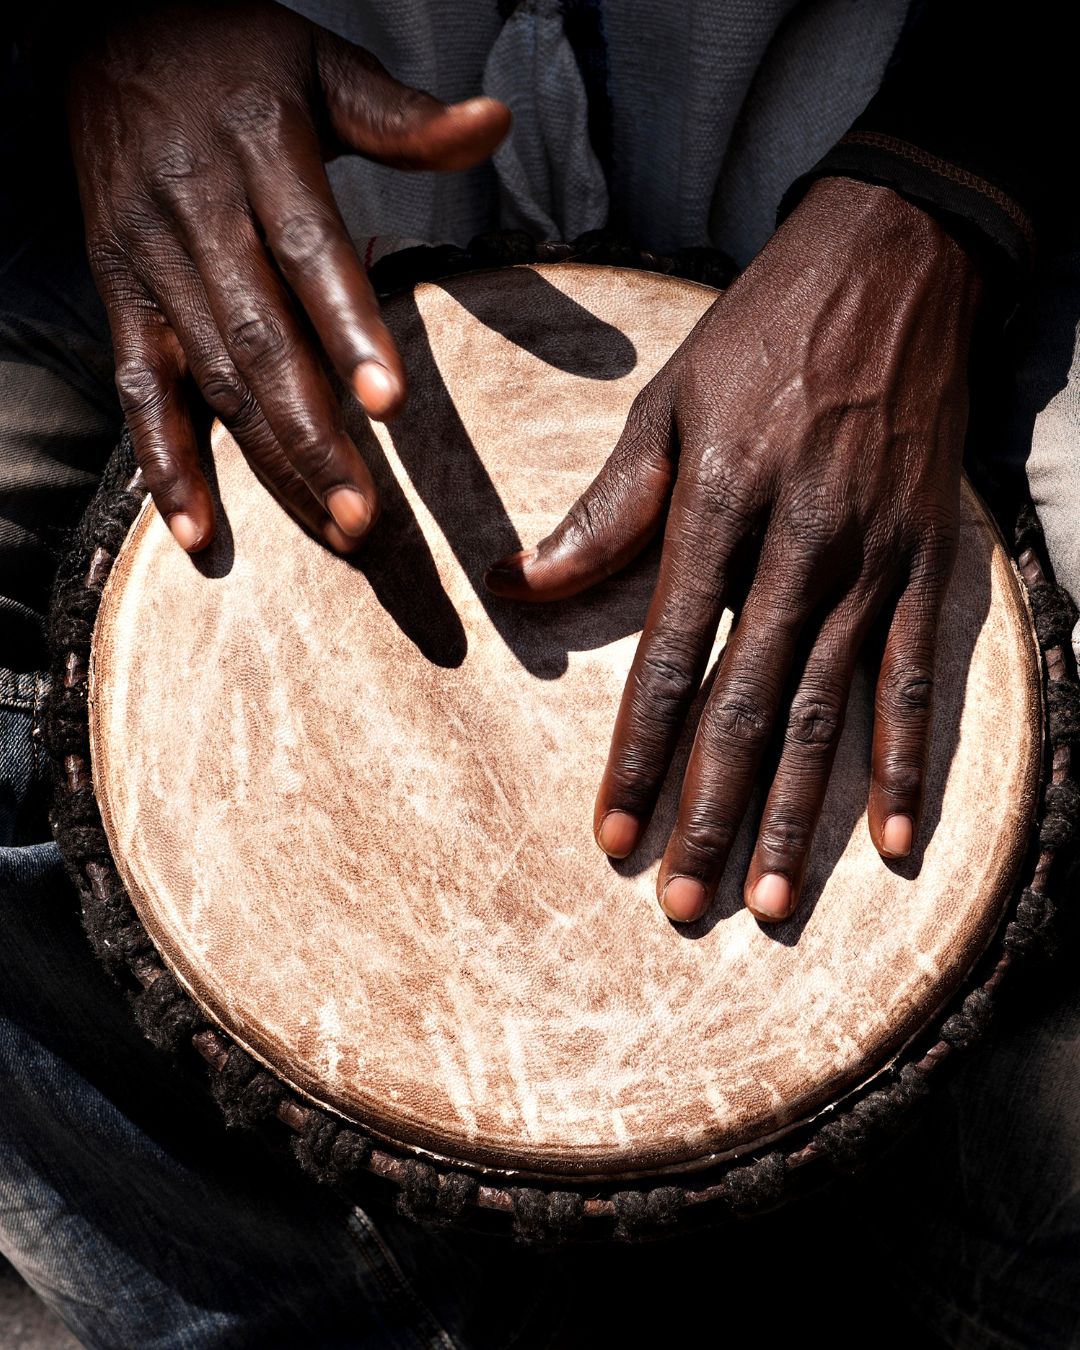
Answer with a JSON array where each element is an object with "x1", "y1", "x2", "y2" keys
[
  {"x1": 66, "y1": 0, "x2": 509, "y2": 552},
  {"x1": 487, "y1": 179, "x2": 983, "y2": 924}
]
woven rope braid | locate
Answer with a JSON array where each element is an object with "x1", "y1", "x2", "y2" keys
[{"x1": 45, "y1": 231, "x2": 1080, "y2": 1242}]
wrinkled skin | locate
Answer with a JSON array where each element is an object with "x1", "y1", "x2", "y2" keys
[
  {"x1": 65, "y1": 0, "x2": 510, "y2": 552},
  {"x1": 486, "y1": 179, "x2": 984, "y2": 923}
]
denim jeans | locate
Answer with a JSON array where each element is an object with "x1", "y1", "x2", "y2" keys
[{"x1": 0, "y1": 678, "x2": 573, "y2": 1349}]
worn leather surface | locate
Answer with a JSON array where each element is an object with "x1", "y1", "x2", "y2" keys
[{"x1": 89, "y1": 264, "x2": 1043, "y2": 1179}]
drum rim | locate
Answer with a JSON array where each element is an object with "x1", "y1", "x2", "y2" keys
[
  {"x1": 85, "y1": 431, "x2": 1038, "y2": 1184},
  {"x1": 45, "y1": 237, "x2": 1080, "y2": 1240}
]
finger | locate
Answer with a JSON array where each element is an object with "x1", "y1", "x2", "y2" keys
[
  {"x1": 102, "y1": 267, "x2": 213, "y2": 552},
  {"x1": 142, "y1": 251, "x2": 360, "y2": 554},
  {"x1": 868, "y1": 550, "x2": 953, "y2": 859},
  {"x1": 742, "y1": 595, "x2": 878, "y2": 922},
  {"x1": 593, "y1": 476, "x2": 750, "y2": 860},
  {"x1": 315, "y1": 34, "x2": 511, "y2": 170},
  {"x1": 163, "y1": 193, "x2": 380, "y2": 541},
  {"x1": 658, "y1": 553, "x2": 817, "y2": 923},
  {"x1": 484, "y1": 381, "x2": 676, "y2": 602},
  {"x1": 229, "y1": 103, "x2": 404, "y2": 419}
]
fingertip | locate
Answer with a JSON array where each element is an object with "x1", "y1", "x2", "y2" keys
[
  {"x1": 322, "y1": 518, "x2": 364, "y2": 554},
  {"x1": 454, "y1": 94, "x2": 510, "y2": 119},
  {"x1": 659, "y1": 876, "x2": 708, "y2": 924},
  {"x1": 879, "y1": 813, "x2": 914, "y2": 859},
  {"x1": 745, "y1": 872, "x2": 794, "y2": 922},
  {"x1": 483, "y1": 548, "x2": 538, "y2": 596},
  {"x1": 427, "y1": 96, "x2": 511, "y2": 168},
  {"x1": 449, "y1": 96, "x2": 512, "y2": 138},
  {"x1": 167, "y1": 510, "x2": 211, "y2": 553},
  {"x1": 352, "y1": 361, "x2": 404, "y2": 420},
  {"x1": 596, "y1": 810, "x2": 640, "y2": 859},
  {"x1": 326, "y1": 485, "x2": 377, "y2": 539}
]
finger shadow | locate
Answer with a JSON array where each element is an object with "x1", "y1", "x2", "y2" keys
[
  {"x1": 190, "y1": 430, "x2": 234, "y2": 581},
  {"x1": 375, "y1": 273, "x2": 645, "y2": 679},
  {"x1": 341, "y1": 411, "x2": 467, "y2": 669},
  {"x1": 446, "y1": 265, "x2": 637, "y2": 380}
]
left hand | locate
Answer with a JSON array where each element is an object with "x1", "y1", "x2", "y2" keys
[{"x1": 485, "y1": 178, "x2": 984, "y2": 925}]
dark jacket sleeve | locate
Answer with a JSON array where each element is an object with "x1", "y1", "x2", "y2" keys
[{"x1": 779, "y1": 1, "x2": 1070, "y2": 288}]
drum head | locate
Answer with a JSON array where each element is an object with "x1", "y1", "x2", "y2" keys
[{"x1": 89, "y1": 264, "x2": 1042, "y2": 1180}]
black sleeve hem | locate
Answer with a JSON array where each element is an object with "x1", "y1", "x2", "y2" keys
[{"x1": 778, "y1": 134, "x2": 1036, "y2": 294}]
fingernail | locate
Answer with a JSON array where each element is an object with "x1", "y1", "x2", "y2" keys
[
  {"x1": 748, "y1": 873, "x2": 793, "y2": 921},
  {"x1": 458, "y1": 95, "x2": 502, "y2": 117},
  {"x1": 322, "y1": 519, "x2": 359, "y2": 554},
  {"x1": 881, "y1": 814, "x2": 914, "y2": 859},
  {"x1": 597, "y1": 810, "x2": 640, "y2": 859},
  {"x1": 168, "y1": 512, "x2": 203, "y2": 552},
  {"x1": 326, "y1": 486, "x2": 374, "y2": 538},
  {"x1": 484, "y1": 548, "x2": 537, "y2": 586},
  {"x1": 352, "y1": 361, "x2": 400, "y2": 418},
  {"x1": 660, "y1": 876, "x2": 707, "y2": 924}
]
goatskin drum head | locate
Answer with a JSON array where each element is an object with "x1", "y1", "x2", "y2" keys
[{"x1": 88, "y1": 264, "x2": 1042, "y2": 1179}]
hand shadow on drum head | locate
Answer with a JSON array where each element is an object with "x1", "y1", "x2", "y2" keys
[
  {"x1": 189, "y1": 439, "x2": 235, "y2": 581},
  {"x1": 611, "y1": 546, "x2": 991, "y2": 945},
  {"x1": 350, "y1": 275, "x2": 647, "y2": 678},
  {"x1": 442, "y1": 265, "x2": 637, "y2": 379},
  {"x1": 175, "y1": 416, "x2": 466, "y2": 670},
  {"x1": 341, "y1": 408, "x2": 468, "y2": 668}
]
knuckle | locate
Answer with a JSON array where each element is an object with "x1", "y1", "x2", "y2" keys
[
  {"x1": 787, "y1": 693, "x2": 842, "y2": 750},
  {"x1": 85, "y1": 233, "x2": 129, "y2": 282},
  {"x1": 876, "y1": 755, "x2": 923, "y2": 801},
  {"x1": 565, "y1": 489, "x2": 609, "y2": 548},
  {"x1": 678, "y1": 816, "x2": 737, "y2": 866},
  {"x1": 114, "y1": 360, "x2": 163, "y2": 416},
  {"x1": 636, "y1": 648, "x2": 695, "y2": 696},
  {"x1": 627, "y1": 648, "x2": 699, "y2": 728},
  {"x1": 136, "y1": 447, "x2": 182, "y2": 494},
  {"x1": 367, "y1": 85, "x2": 435, "y2": 140},
  {"x1": 217, "y1": 82, "x2": 285, "y2": 143},
  {"x1": 605, "y1": 756, "x2": 661, "y2": 803},
  {"x1": 281, "y1": 425, "x2": 337, "y2": 480},
  {"x1": 757, "y1": 812, "x2": 813, "y2": 859},
  {"x1": 273, "y1": 212, "x2": 338, "y2": 271},
  {"x1": 611, "y1": 382, "x2": 672, "y2": 473},
  {"x1": 624, "y1": 381, "x2": 666, "y2": 435},
  {"x1": 226, "y1": 314, "x2": 289, "y2": 372},
  {"x1": 145, "y1": 137, "x2": 204, "y2": 200},
  {"x1": 196, "y1": 362, "x2": 250, "y2": 421},
  {"x1": 698, "y1": 691, "x2": 769, "y2": 754},
  {"x1": 678, "y1": 454, "x2": 756, "y2": 532},
  {"x1": 779, "y1": 483, "x2": 848, "y2": 553},
  {"x1": 911, "y1": 533, "x2": 957, "y2": 586},
  {"x1": 879, "y1": 665, "x2": 935, "y2": 719}
]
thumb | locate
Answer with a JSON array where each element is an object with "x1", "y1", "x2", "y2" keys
[{"x1": 315, "y1": 33, "x2": 511, "y2": 171}]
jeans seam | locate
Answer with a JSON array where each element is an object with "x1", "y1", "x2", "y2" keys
[
  {"x1": 344, "y1": 1208, "x2": 459, "y2": 1350},
  {"x1": 30, "y1": 676, "x2": 41, "y2": 787}
]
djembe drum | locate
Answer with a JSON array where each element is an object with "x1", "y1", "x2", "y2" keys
[{"x1": 47, "y1": 257, "x2": 1078, "y2": 1240}]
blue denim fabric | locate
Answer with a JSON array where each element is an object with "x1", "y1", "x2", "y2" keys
[{"x1": 0, "y1": 685, "x2": 566, "y2": 1349}]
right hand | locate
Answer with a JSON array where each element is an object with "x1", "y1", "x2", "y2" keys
[{"x1": 66, "y1": 1, "x2": 510, "y2": 552}]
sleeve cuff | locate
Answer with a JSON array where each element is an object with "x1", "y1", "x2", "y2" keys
[{"x1": 778, "y1": 132, "x2": 1037, "y2": 292}]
